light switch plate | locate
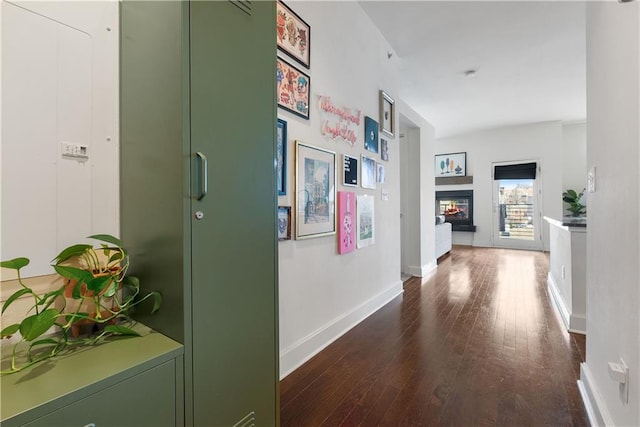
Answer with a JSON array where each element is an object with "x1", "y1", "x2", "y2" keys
[
  {"x1": 61, "y1": 142, "x2": 89, "y2": 159},
  {"x1": 587, "y1": 166, "x2": 596, "y2": 193}
]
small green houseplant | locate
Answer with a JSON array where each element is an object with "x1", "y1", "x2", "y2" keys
[
  {"x1": 562, "y1": 188, "x2": 586, "y2": 217},
  {"x1": 0, "y1": 234, "x2": 161, "y2": 375}
]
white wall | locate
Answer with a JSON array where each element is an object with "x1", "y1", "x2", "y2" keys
[
  {"x1": 580, "y1": 3, "x2": 640, "y2": 426},
  {"x1": 435, "y1": 121, "x2": 564, "y2": 250},
  {"x1": 1, "y1": 0, "x2": 119, "y2": 278},
  {"x1": 278, "y1": 1, "x2": 404, "y2": 378},
  {"x1": 399, "y1": 101, "x2": 437, "y2": 275},
  {"x1": 562, "y1": 122, "x2": 587, "y2": 196}
]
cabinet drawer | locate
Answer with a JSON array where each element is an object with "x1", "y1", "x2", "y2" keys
[{"x1": 24, "y1": 360, "x2": 176, "y2": 427}]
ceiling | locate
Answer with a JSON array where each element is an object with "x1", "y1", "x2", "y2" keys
[{"x1": 359, "y1": 1, "x2": 587, "y2": 138}]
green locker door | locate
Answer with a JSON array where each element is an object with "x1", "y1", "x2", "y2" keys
[{"x1": 189, "y1": 2, "x2": 278, "y2": 425}]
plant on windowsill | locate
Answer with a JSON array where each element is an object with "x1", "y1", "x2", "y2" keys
[
  {"x1": 0, "y1": 234, "x2": 161, "y2": 375},
  {"x1": 562, "y1": 188, "x2": 586, "y2": 217}
]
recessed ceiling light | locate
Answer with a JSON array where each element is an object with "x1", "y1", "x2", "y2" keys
[
  {"x1": 619, "y1": 0, "x2": 635, "y2": 3},
  {"x1": 463, "y1": 69, "x2": 477, "y2": 78}
]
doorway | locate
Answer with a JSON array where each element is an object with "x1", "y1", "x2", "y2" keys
[
  {"x1": 492, "y1": 162, "x2": 542, "y2": 250},
  {"x1": 399, "y1": 117, "x2": 421, "y2": 279}
]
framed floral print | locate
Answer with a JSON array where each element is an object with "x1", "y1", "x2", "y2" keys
[
  {"x1": 277, "y1": 57, "x2": 310, "y2": 120},
  {"x1": 276, "y1": 1, "x2": 311, "y2": 68}
]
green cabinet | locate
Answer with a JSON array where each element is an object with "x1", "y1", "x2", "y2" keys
[
  {"x1": 1, "y1": 326, "x2": 183, "y2": 427},
  {"x1": 120, "y1": 1, "x2": 279, "y2": 426},
  {"x1": 24, "y1": 361, "x2": 177, "y2": 427}
]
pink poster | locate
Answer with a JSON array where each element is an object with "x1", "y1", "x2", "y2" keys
[{"x1": 338, "y1": 191, "x2": 356, "y2": 254}]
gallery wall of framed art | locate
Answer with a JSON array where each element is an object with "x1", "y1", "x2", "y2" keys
[{"x1": 274, "y1": 1, "x2": 417, "y2": 381}]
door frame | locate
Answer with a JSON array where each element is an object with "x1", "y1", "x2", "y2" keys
[{"x1": 491, "y1": 159, "x2": 543, "y2": 251}]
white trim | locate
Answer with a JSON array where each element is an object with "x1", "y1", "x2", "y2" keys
[
  {"x1": 279, "y1": 281, "x2": 403, "y2": 379},
  {"x1": 406, "y1": 260, "x2": 437, "y2": 278},
  {"x1": 569, "y1": 313, "x2": 586, "y2": 335},
  {"x1": 422, "y1": 260, "x2": 438, "y2": 278},
  {"x1": 578, "y1": 363, "x2": 615, "y2": 427},
  {"x1": 547, "y1": 272, "x2": 586, "y2": 334},
  {"x1": 406, "y1": 265, "x2": 424, "y2": 277},
  {"x1": 547, "y1": 272, "x2": 571, "y2": 330}
]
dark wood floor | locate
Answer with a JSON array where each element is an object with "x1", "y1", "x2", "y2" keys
[{"x1": 280, "y1": 246, "x2": 588, "y2": 426}]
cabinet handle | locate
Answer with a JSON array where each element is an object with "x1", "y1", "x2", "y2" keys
[{"x1": 195, "y1": 152, "x2": 208, "y2": 201}]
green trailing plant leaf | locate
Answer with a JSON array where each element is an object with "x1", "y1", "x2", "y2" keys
[
  {"x1": 103, "y1": 280, "x2": 119, "y2": 298},
  {"x1": 20, "y1": 309, "x2": 59, "y2": 341},
  {"x1": 123, "y1": 275, "x2": 140, "y2": 289},
  {"x1": 37, "y1": 287, "x2": 65, "y2": 310},
  {"x1": 0, "y1": 257, "x2": 29, "y2": 270},
  {"x1": 71, "y1": 280, "x2": 84, "y2": 299},
  {"x1": 103, "y1": 325, "x2": 140, "y2": 337},
  {"x1": 65, "y1": 312, "x2": 90, "y2": 323},
  {"x1": 1, "y1": 323, "x2": 20, "y2": 338},
  {"x1": 86, "y1": 275, "x2": 113, "y2": 294},
  {"x1": 151, "y1": 292, "x2": 162, "y2": 314},
  {"x1": 108, "y1": 253, "x2": 122, "y2": 264},
  {"x1": 29, "y1": 338, "x2": 60, "y2": 352},
  {"x1": 88, "y1": 234, "x2": 123, "y2": 248},
  {"x1": 51, "y1": 244, "x2": 92, "y2": 264},
  {"x1": 2, "y1": 288, "x2": 32, "y2": 314},
  {"x1": 53, "y1": 265, "x2": 93, "y2": 283}
]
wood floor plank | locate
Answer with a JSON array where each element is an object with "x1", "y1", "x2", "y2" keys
[{"x1": 280, "y1": 246, "x2": 589, "y2": 426}]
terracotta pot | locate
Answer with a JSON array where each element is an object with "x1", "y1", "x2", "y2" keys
[{"x1": 62, "y1": 268, "x2": 122, "y2": 338}]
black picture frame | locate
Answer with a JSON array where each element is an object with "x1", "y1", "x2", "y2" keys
[
  {"x1": 277, "y1": 119, "x2": 287, "y2": 195},
  {"x1": 343, "y1": 154, "x2": 358, "y2": 187},
  {"x1": 364, "y1": 116, "x2": 379, "y2": 154},
  {"x1": 277, "y1": 206, "x2": 292, "y2": 241},
  {"x1": 277, "y1": 57, "x2": 310, "y2": 120},
  {"x1": 276, "y1": 0, "x2": 311, "y2": 69},
  {"x1": 435, "y1": 152, "x2": 467, "y2": 177}
]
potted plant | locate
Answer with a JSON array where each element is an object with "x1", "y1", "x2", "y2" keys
[
  {"x1": 562, "y1": 188, "x2": 586, "y2": 217},
  {"x1": 0, "y1": 234, "x2": 161, "y2": 375}
]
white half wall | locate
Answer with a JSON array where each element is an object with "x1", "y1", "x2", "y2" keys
[
  {"x1": 435, "y1": 122, "x2": 564, "y2": 250},
  {"x1": 278, "y1": 1, "x2": 427, "y2": 378},
  {"x1": 583, "y1": 2, "x2": 640, "y2": 425}
]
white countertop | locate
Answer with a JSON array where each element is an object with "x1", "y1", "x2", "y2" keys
[{"x1": 544, "y1": 216, "x2": 587, "y2": 232}]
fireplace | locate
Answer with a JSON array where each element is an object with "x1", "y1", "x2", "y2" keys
[{"x1": 436, "y1": 190, "x2": 476, "y2": 232}]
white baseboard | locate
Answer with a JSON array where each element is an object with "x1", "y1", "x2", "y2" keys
[
  {"x1": 406, "y1": 265, "x2": 423, "y2": 277},
  {"x1": 279, "y1": 281, "x2": 403, "y2": 379},
  {"x1": 569, "y1": 313, "x2": 586, "y2": 335},
  {"x1": 578, "y1": 362, "x2": 614, "y2": 426},
  {"x1": 547, "y1": 273, "x2": 586, "y2": 334},
  {"x1": 422, "y1": 260, "x2": 437, "y2": 278},
  {"x1": 548, "y1": 272, "x2": 570, "y2": 330},
  {"x1": 406, "y1": 260, "x2": 437, "y2": 278}
]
